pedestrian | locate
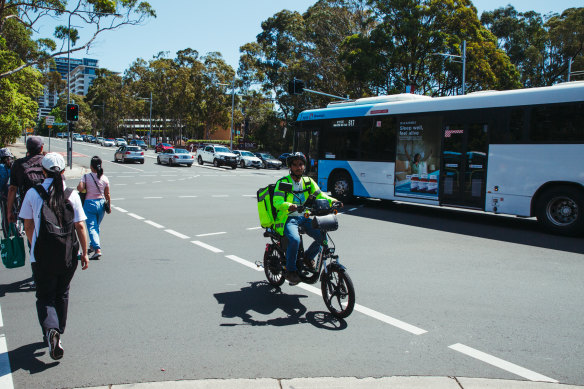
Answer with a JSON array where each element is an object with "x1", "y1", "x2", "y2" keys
[
  {"x1": 19, "y1": 152, "x2": 89, "y2": 360},
  {"x1": 6, "y1": 136, "x2": 45, "y2": 224},
  {"x1": 77, "y1": 156, "x2": 110, "y2": 259},
  {"x1": 0, "y1": 148, "x2": 14, "y2": 236}
]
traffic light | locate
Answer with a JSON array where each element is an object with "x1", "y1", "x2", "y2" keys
[
  {"x1": 66, "y1": 104, "x2": 79, "y2": 121},
  {"x1": 288, "y1": 78, "x2": 304, "y2": 95}
]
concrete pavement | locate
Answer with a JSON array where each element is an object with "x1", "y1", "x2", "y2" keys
[{"x1": 7, "y1": 139, "x2": 583, "y2": 389}]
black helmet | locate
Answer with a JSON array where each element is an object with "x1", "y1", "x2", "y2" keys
[{"x1": 286, "y1": 152, "x2": 307, "y2": 167}]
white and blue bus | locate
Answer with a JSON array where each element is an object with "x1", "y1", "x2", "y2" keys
[{"x1": 293, "y1": 82, "x2": 584, "y2": 236}]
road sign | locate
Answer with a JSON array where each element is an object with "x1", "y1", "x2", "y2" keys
[
  {"x1": 26, "y1": 127, "x2": 34, "y2": 133},
  {"x1": 53, "y1": 122, "x2": 68, "y2": 126},
  {"x1": 45, "y1": 115, "x2": 54, "y2": 125}
]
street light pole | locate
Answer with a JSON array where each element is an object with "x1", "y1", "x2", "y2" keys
[
  {"x1": 218, "y1": 77, "x2": 236, "y2": 150},
  {"x1": 433, "y1": 39, "x2": 467, "y2": 95},
  {"x1": 135, "y1": 94, "x2": 152, "y2": 147}
]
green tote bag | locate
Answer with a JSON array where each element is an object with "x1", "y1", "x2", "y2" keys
[{"x1": 1, "y1": 223, "x2": 26, "y2": 269}]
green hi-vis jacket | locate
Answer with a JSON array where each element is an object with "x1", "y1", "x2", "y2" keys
[{"x1": 272, "y1": 174, "x2": 336, "y2": 235}]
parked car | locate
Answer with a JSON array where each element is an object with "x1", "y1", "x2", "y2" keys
[
  {"x1": 114, "y1": 145, "x2": 144, "y2": 164},
  {"x1": 72, "y1": 133, "x2": 83, "y2": 141},
  {"x1": 96, "y1": 137, "x2": 105, "y2": 145},
  {"x1": 115, "y1": 138, "x2": 127, "y2": 146},
  {"x1": 86, "y1": 135, "x2": 96, "y2": 143},
  {"x1": 196, "y1": 144, "x2": 238, "y2": 169},
  {"x1": 155, "y1": 143, "x2": 173, "y2": 153},
  {"x1": 278, "y1": 153, "x2": 291, "y2": 165},
  {"x1": 255, "y1": 152, "x2": 282, "y2": 169},
  {"x1": 157, "y1": 148, "x2": 194, "y2": 167},
  {"x1": 103, "y1": 138, "x2": 115, "y2": 147},
  {"x1": 129, "y1": 139, "x2": 148, "y2": 151},
  {"x1": 233, "y1": 150, "x2": 262, "y2": 169}
]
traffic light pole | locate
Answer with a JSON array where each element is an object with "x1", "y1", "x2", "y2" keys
[{"x1": 303, "y1": 88, "x2": 350, "y2": 101}]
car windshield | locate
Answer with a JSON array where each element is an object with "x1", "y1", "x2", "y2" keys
[
  {"x1": 136, "y1": 140, "x2": 146, "y2": 145},
  {"x1": 260, "y1": 153, "x2": 274, "y2": 159},
  {"x1": 116, "y1": 138, "x2": 124, "y2": 141},
  {"x1": 175, "y1": 149, "x2": 189, "y2": 154},
  {"x1": 127, "y1": 146, "x2": 140, "y2": 152},
  {"x1": 162, "y1": 143, "x2": 171, "y2": 147},
  {"x1": 241, "y1": 151, "x2": 254, "y2": 157},
  {"x1": 215, "y1": 146, "x2": 230, "y2": 153}
]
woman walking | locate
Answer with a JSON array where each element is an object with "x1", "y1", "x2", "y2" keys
[
  {"x1": 19, "y1": 152, "x2": 89, "y2": 360},
  {"x1": 77, "y1": 156, "x2": 110, "y2": 259}
]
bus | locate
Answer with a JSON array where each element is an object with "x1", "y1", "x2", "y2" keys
[{"x1": 293, "y1": 81, "x2": 584, "y2": 236}]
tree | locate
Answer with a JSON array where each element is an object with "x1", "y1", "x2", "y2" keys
[
  {"x1": 0, "y1": 0, "x2": 156, "y2": 79},
  {"x1": 341, "y1": 0, "x2": 521, "y2": 96},
  {"x1": 481, "y1": 6, "x2": 584, "y2": 86}
]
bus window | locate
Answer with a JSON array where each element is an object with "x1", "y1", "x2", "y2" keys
[
  {"x1": 529, "y1": 103, "x2": 584, "y2": 143},
  {"x1": 320, "y1": 119, "x2": 360, "y2": 160},
  {"x1": 361, "y1": 117, "x2": 397, "y2": 162}
]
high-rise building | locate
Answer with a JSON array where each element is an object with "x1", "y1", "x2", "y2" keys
[{"x1": 37, "y1": 57, "x2": 99, "y2": 119}]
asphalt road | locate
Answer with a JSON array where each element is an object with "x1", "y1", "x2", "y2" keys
[{"x1": 1, "y1": 137, "x2": 583, "y2": 388}]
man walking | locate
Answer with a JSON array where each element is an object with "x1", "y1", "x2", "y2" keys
[{"x1": 6, "y1": 136, "x2": 45, "y2": 223}]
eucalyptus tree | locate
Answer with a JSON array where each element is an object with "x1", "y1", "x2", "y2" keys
[{"x1": 0, "y1": 0, "x2": 155, "y2": 79}]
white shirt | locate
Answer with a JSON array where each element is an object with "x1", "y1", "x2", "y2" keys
[
  {"x1": 288, "y1": 179, "x2": 307, "y2": 217},
  {"x1": 18, "y1": 178, "x2": 86, "y2": 263}
]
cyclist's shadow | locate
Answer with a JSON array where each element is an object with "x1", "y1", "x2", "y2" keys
[{"x1": 214, "y1": 281, "x2": 346, "y2": 330}]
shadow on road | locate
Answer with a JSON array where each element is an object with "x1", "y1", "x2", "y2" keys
[
  {"x1": 214, "y1": 281, "x2": 347, "y2": 330},
  {"x1": 0, "y1": 277, "x2": 35, "y2": 297},
  {"x1": 346, "y1": 199, "x2": 583, "y2": 254},
  {"x1": 7, "y1": 341, "x2": 59, "y2": 375}
]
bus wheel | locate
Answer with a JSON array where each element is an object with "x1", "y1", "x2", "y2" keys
[
  {"x1": 330, "y1": 172, "x2": 354, "y2": 203},
  {"x1": 536, "y1": 186, "x2": 584, "y2": 236}
]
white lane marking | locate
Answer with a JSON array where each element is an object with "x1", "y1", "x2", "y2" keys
[
  {"x1": 168, "y1": 179, "x2": 176, "y2": 182},
  {"x1": 141, "y1": 175, "x2": 156, "y2": 177},
  {"x1": 225, "y1": 255, "x2": 262, "y2": 272},
  {"x1": 118, "y1": 176, "x2": 132, "y2": 178},
  {"x1": 113, "y1": 207, "x2": 128, "y2": 213},
  {"x1": 196, "y1": 232, "x2": 226, "y2": 237},
  {"x1": 136, "y1": 182, "x2": 147, "y2": 185},
  {"x1": 161, "y1": 174, "x2": 177, "y2": 177},
  {"x1": 242, "y1": 195, "x2": 255, "y2": 197},
  {"x1": 111, "y1": 198, "x2": 125, "y2": 201},
  {"x1": 349, "y1": 208, "x2": 358, "y2": 212},
  {"x1": 128, "y1": 213, "x2": 145, "y2": 220},
  {"x1": 191, "y1": 241, "x2": 223, "y2": 253},
  {"x1": 246, "y1": 227, "x2": 262, "y2": 230},
  {"x1": 179, "y1": 195, "x2": 198, "y2": 198},
  {"x1": 114, "y1": 183, "x2": 127, "y2": 186},
  {"x1": 152, "y1": 181, "x2": 161, "y2": 183},
  {"x1": 164, "y1": 229, "x2": 190, "y2": 239},
  {"x1": 212, "y1": 195, "x2": 229, "y2": 198},
  {"x1": 0, "y1": 305, "x2": 3, "y2": 327},
  {"x1": 449, "y1": 343, "x2": 558, "y2": 383},
  {"x1": 144, "y1": 220, "x2": 165, "y2": 229},
  {"x1": 298, "y1": 283, "x2": 321, "y2": 295},
  {"x1": 105, "y1": 159, "x2": 144, "y2": 171},
  {"x1": 0, "y1": 334, "x2": 14, "y2": 389},
  {"x1": 353, "y1": 304, "x2": 427, "y2": 335},
  {"x1": 144, "y1": 196, "x2": 162, "y2": 199}
]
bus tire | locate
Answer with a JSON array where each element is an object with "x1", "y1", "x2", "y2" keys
[
  {"x1": 330, "y1": 171, "x2": 354, "y2": 203},
  {"x1": 536, "y1": 185, "x2": 584, "y2": 236}
]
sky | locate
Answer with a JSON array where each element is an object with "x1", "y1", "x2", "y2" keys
[{"x1": 34, "y1": 0, "x2": 583, "y2": 75}]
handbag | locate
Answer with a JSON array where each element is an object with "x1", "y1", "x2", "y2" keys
[
  {"x1": 1, "y1": 223, "x2": 26, "y2": 268},
  {"x1": 89, "y1": 173, "x2": 111, "y2": 214}
]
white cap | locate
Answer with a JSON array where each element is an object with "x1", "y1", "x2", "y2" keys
[{"x1": 42, "y1": 152, "x2": 66, "y2": 173}]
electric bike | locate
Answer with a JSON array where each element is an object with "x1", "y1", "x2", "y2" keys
[{"x1": 258, "y1": 197, "x2": 355, "y2": 318}]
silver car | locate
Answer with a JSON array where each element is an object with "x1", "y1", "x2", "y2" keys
[
  {"x1": 114, "y1": 145, "x2": 145, "y2": 164},
  {"x1": 233, "y1": 150, "x2": 262, "y2": 169},
  {"x1": 157, "y1": 148, "x2": 194, "y2": 166}
]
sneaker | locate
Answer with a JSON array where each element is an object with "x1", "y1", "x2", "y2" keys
[
  {"x1": 90, "y1": 251, "x2": 102, "y2": 260},
  {"x1": 285, "y1": 271, "x2": 301, "y2": 285},
  {"x1": 47, "y1": 329, "x2": 64, "y2": 360},
  {"x1": 87, "y1": 248, "x2": 94, "y2": 255}
]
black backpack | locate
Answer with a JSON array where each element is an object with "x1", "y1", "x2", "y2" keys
[
  {"x1": 33, "y1": 185, "x2": 79, "y2": 273},
  {"x1": 20, "y1": 155, "x2": 45, "y2": 198}
]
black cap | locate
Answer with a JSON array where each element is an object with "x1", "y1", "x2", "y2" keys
[{"x1": 26, "y1": 136, "x2": 43, "y2": 154}]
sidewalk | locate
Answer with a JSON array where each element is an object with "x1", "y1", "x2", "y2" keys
[
  {"x1": 78, "y1": 376, "x2": 584, "y2": 389},
  {"x1": 9, "y1": 139, "x2": 89, "y2": 180}
]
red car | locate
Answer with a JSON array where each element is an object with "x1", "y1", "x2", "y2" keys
[{"x1": 155, "y1": 143, "x2": 173, "y2": 153}]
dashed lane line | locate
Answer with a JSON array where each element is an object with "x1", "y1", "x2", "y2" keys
[
  {"x1": 225, "y1": 255, "x2": 262, "y2": 272},
  {"x1": 195, "y1": 232, "x2": 227, "y2": 237},
  {"x1": 191, "y1": 240, "x2": 223, "y2": 253},
  {"x1": 165, "y1": 229, "x2": 190, "y2": 239},
  {"x1": 144, "y1": 220, "x2": 164, "y2": 229},
  {"x1": 144, "y1": 196, "x2": 162, "y2": 199},
  {"x1": 127, "y1": 213, "x2": 144, "y2": 220},
  {"x1": 0, "y1": 334, "x2": 14, "y2": 389},
  {"x1": 449, "y1": 343, "x2": 558, "y2": 383}
]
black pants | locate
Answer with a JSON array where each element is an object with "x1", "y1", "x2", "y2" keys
[{"x1": 31, "y1": 261, "x2": 77, "y2": 336}]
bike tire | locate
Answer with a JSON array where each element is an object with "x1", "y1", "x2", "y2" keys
[
  {"x1": 263, "y1": 244, "x2": 286, "y2": 287},
  {"x1": 321, "y1": 265, "x2": 355, "y2": 318}
]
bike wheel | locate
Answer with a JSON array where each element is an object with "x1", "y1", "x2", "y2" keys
[
  {"x1": 321, "y1": 265, "x2": 355, "y2": 318},
  {"x1": 263, "y1": 244, "x2": 285, "y2": 286}
]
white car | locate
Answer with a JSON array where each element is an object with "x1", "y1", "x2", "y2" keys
[
  {"x1": 115, "y1": 138, "x2": 127, "y2": 146},
  {"x1": 72, "y1": 133, "x2": 83, "y2": 141},
  {"x1": 97, "y1": 137, "x2": 105, "y2": 145},
  {"x1": 103, "y1": 138, "x2": 115, "y2": 147},
  {"x1": 233, "y1": 150, "x2": 262, "y2": 169}
]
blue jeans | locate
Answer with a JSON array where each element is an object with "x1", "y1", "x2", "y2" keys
[
  {"x1": 83, "y1": 199, "x2": 105, "y2": 250},
  {"x1": 284, "y1": 216, "x2": 324, "y2": 272}
]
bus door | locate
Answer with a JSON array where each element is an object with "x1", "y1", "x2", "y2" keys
[
  {"x1": 440, "y1": 120, "x2": 488, "y2": 209},
  {"x1": 294, "y1": 124, "x2": 319, "y2": 179}
]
